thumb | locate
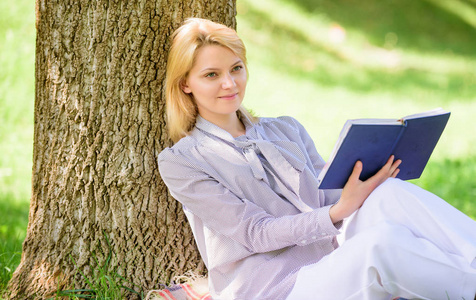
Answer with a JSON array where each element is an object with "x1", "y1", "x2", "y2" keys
[{"x1": 348, "y1": 160, "x2": 363, "y2": 182}]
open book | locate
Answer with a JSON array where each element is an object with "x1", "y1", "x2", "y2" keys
[{"x1": 317, "y1": 108, "x2": 451, "y2": 189}]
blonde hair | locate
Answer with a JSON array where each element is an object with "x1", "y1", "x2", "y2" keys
[{"x1": 165, "y1": 18, "x2": 257, "y2": 143}]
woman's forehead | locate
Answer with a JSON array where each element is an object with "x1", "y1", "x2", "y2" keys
[{"x1": 192, "y1": 45, "x2": 241, "y2": 71}]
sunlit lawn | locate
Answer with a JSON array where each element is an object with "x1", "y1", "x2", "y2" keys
[
  {"x1": 1, "y1": 0, "x2": 476, "y2": 296},
  {"x1": 0, "y1": 0, "x2": 35, "y2": 295}
]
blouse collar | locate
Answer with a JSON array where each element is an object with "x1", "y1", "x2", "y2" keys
[{"x1": 194, "y1": 112, "x2": 257, "y2": 142}]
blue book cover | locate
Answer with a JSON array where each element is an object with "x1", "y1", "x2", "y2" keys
[{"x1": 317, "y1": 108, "x2": 451, "y2": 189}]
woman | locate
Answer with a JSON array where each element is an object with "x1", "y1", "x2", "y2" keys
[{"x1": 158, "y1": 18, "x2": 476, "y2": 300}]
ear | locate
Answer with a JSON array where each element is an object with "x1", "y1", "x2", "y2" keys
[{"x1": 180, "y1": 80, "x2": 192, "y2": 94}]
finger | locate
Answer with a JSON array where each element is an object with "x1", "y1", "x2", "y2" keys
[
  {"x1": 384, "y1": 156, "x2": 402, "y2": 174},
  {"x1": 391, "y1": 168, "x2": 400, "y2": 178},
  {"x1": 375, "y1": 155, "x2": 394, "y2": 177},
  {"x1": 348, "y1": 160, "x2": 363, "y2": 182},
  {"x1": 393, "y1": 159, "x2": 402, "y2": 167},
  {"x1": 378, "y1": 155, "x2": 394, "y2": 174},
  {"x1": 389, "y1": 159, "x2": 402, "y2": 174},
  {"x1": 385, "y1": 155, "x2": 395, "y2": 167},
  {"x1": 369, "y1": 156, "x2": 395, "y2": 185}
]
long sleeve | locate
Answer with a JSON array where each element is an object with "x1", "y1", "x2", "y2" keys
[{"x1": 158, "y1": 148, "x2": 340, "y2": 254}]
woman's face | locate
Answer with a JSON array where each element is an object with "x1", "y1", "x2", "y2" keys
[{"x1": 182, "y1": 45, "x2": 247, "y2": 122}]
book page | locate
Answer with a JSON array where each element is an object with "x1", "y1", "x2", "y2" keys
[{"x1": 403, "y1": 108, "x2": 448, "y2": 120}]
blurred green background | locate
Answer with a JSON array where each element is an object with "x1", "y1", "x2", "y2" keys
[{"x1": 1, "y1": 0, "x2": 475, "y2": 294}]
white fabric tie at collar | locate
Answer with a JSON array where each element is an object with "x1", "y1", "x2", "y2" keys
[{"x1": 195, "y1": 116, "x2": 313, "y2": 213}]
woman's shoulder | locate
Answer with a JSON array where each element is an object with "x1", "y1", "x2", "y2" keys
[
  {"x1": 258, "y1": 115, "x2": 303, "y2": 133},
  {"x1": 158, "y1": 133, "x2": 200, "y2": 163},
  {"x1": 257, "y1": 116, "x2": 315, "y2": 148}
]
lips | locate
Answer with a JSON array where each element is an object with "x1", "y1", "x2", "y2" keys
[{"x1": 218, "y1": 93, "x2": 238, "y2": 100}]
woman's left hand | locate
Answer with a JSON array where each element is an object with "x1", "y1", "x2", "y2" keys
[{"x1": 329, "y1": 155, "x2": 401, "y2": 224}]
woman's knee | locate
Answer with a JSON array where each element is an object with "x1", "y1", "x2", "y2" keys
[
  {"x1": 360, "y1": 178, "x2": 409, "y2": 217},
  {"x1": 371, "y1": 178, "x2": 403, "y2": 198},
  {"x1": 360, "y1": 222, "x2": 412, "y2": 256}
]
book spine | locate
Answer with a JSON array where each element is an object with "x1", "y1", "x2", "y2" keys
[{"x1": 388, "y1": 121, "x2": 407, "y2": 161}]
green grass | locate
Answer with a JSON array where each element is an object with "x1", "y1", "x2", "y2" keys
[
  {"x1": 0, "y1": 0, "x2": 35, "y2": 296},
  {"x1": 0, "y1": 200, "x2": 26, "y2": 292},
  {"x1": 0, "y1": 194, "x2": 28, "y2": 297},
  {"x1": 48, "y1": 234, "x2": 145, "y2": 300},
  {"x1": 412, "y1": 156, "x2": 476, "y2": 218},
  {"x1": 1, "y1": 0, "x2": 476, "y2": 297}
]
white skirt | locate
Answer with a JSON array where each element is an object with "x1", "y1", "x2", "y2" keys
[{"x1": 286, "y1": 178, "x2": 476, "y2": 300}]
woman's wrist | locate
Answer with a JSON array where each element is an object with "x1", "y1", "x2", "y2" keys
[{"x1": 329, "y1": 202, "x2": 345, "y2": 224}]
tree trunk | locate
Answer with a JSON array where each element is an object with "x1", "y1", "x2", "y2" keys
[{"x1": 8, "y1": 0, "x2": 236, "y2": 298}]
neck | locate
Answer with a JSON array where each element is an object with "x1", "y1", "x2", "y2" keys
[{"x1": 201, "y1": 112, "x2": 246, "y2": 138}]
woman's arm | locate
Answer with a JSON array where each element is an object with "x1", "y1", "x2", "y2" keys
[{"x1": 158, "y1": 148, "x2": 340, "y2": 254}]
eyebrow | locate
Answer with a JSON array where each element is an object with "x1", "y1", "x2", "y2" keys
[{"x1": 199, "y1": 59, "x2": 243, "y2": 73}]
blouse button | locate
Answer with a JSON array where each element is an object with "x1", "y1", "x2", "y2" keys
[{"x1": 301, "y1": 240, "x2": 307, "y2": 244}]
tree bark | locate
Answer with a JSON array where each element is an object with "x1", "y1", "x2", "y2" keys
[{"x1": 8, "y1": 0, "x2": 236, "y2": 298}]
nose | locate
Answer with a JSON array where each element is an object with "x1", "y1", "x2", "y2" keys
[{"x1": 221, "y1": 73, "x2": 236, "y2": 89}]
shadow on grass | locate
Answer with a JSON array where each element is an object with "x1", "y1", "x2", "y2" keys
[
  {"x1": 0, "y1": 195, "x2": 29, "y2": 292},
  {"x1": 412, "y1": 155, "x2": 476, "y2": 220},
  {"x1": 239, "y1": 0, "x2": 476, "y2": 103},
  {"x1": 0, "y1": 195, "x2": 29, "y2": 242},
  {"x1": 289, "y1": 0, "x2": 476, "y2": 56}
]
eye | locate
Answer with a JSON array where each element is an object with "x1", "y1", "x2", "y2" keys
[
  {"x1": 205, "y1": 72, "x2": 218, "y2": 78},
  {"x1": 232, "y1": 65, "x2": 243, "y2": 72}
]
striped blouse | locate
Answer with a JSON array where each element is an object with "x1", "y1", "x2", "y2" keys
[{"x1": 158, "y1": 114, "x2": 343, "y2": 300}]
